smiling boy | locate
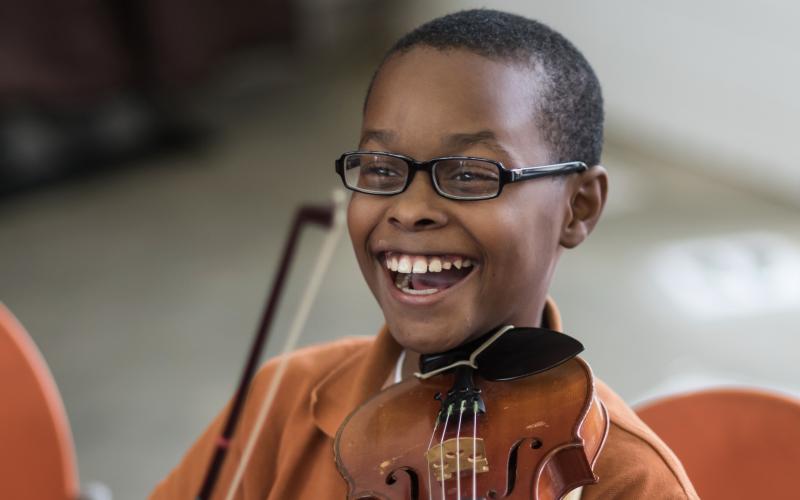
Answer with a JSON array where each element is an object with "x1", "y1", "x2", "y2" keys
[{"x1": 152, "y1": 9, "x2": 697, "y2": 499}]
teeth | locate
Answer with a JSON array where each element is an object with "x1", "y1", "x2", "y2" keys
[
  {"x1": 394, "y1": 273, "x2": 436, "y2": 294},
  {"x1": 397, "y1": 255, "x2": 412, "y2": 273},
  {"x1": 386, "y1": 252, "x2": 477, "y2": 296},
  {"x1": 384, "y1": 252, "x2": 474, "y2": 274},
  {"x1": 402, "y1": 286, "x2": 437, "y2": 295},
  {"x1": 395, "y1": 272, "x2": 411, "y2": 289},
  {"x1": 412, "y1": 257, "x2": 428, "y2": 274}
]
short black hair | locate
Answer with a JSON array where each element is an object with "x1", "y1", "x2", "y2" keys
[{"x1": 366, "y1": 9, "x2": 603, "y2": 166}]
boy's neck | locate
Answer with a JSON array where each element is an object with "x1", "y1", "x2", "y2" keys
[
  {"x1": 401, "y1": 349, "x2": 421, "y2": 381},
  {"x1": 382, "y1": 349, "x2": 419, "y2": 389}
]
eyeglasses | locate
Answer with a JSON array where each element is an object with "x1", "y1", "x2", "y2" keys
[{"x1": 335, "y1": 151, "x2": 587, "y2": 201}]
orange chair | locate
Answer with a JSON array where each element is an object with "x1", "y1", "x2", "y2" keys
[
  {"x1": 0, "y1": 303, "x2": 80, "y2": 499},
  {"x1": 637, "y1": 388, "x2": 800, "y2": 500}
]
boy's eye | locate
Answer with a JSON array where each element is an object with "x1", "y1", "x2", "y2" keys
[
  {"x1": 436, "y1": 160, "x2": 500, "y2": 196},
  {"x1": 362, "y1": 163, "x2": 404, "y2": 178},
  {"x1": 438, "y1": 161, "x2": 499, "y2": 181},
  {"x1": 451, "y1": 169, "x2": 497, "y2": 182},
  {"x1": 342, "y1": 153, "x2": 409, "y2": 192},
  {"x1": 347, "y1": 157, "x2": 408, "y2": 191}
]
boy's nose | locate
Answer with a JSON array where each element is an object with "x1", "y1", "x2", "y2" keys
[{"x1": 386, "y1": 172, "x2": 448, "y2": 231}]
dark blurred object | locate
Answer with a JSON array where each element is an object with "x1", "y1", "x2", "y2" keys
[
  {"x1": 0, "y1": 95, "x2": 202, "y2": 194},
  {"x1": 0, "y1": 0, "x2": 294, "y2": 195}
]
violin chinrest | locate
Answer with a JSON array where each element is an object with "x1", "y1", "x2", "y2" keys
[
  {"x1": 419, "y1": 326, "x2": 584, "y2": 382},
  {"x1": 476, "y1": 327, "x2": 584, "y2": 381}
]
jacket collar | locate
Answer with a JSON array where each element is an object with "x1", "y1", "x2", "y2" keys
[{"x1": 310, "y1": 298, "x2": 562, "y2": 438}]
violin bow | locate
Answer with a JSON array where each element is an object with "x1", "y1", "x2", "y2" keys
[{"x1": 196, "y1": 191, "x2": 346, "y2": 500}]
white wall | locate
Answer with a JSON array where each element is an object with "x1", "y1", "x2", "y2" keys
[{"x1": 399, "y1": 1, "x2": 800, "y2": 204}]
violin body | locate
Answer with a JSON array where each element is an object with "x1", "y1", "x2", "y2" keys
[{"x1": 335, "y1": 357, "x2": 608, "y2": 500}]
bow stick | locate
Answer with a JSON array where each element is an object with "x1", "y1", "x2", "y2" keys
[{"x1": 197, "y1": 191, "x2": 346, "y2": 500}]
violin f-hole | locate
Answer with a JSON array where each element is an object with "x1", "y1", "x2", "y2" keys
[
  {"x1": 385, "y1": 466, "x2": 420, "y2": 500},
  {"x1": 502, "y1": 439, "x2": 523, "y2": 497},
  {"x1": 500, "y1": 436, "x2": 544, "y2": 497}
]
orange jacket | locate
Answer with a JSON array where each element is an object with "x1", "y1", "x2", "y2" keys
[{"x1": 151, "y1": 302, "x2": 697, "y2": 499}]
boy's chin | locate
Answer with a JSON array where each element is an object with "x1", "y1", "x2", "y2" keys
[{"x1": 386, "y1": 319, "x2": 476, "y2": 355}]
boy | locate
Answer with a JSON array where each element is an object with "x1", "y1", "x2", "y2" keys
[{"x1": 152, "y1": 9, "x2": 697, "y2": 499}]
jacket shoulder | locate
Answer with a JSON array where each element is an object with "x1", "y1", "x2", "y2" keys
[{"x1": 250, "y1": 336, "x2": 375, "y2": 397}]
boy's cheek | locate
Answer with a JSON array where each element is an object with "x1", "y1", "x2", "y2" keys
[{"x1": 346, "y1": 200, "x2": 376, "y2": 260}]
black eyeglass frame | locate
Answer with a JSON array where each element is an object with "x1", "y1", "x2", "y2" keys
[{"x1": 335, "y1": 151, "x2": 588, "y2": 201}]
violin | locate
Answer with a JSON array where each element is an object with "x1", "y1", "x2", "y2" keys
[
  {"x1": 197, "y1": 195, "x2": 609, "y2": 500},
  {"x1": 335, "y1": 326, "x2": 609, "y2": 500}
]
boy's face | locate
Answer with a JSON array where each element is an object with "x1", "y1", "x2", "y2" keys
[{"x1": 348, "y1": 47, "x2": 575, "y2": 354}]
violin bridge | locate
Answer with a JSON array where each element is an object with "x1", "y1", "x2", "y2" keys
[{"x1": 425, "y1": 437, "x2": 489, "y2": 482}]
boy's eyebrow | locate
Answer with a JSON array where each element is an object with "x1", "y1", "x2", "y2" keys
[
  {"x1": 442, "y1": 130, "x2": 510, "y2": 157},
  {"x1": 359, "y1": 129, "x2": 510, "y2": 157},
  {"x1": 359, "y1": 129, "x2": 395, "y2": 148}
]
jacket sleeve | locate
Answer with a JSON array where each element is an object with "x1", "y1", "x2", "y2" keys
[
  {"x1": 149, "y1": 400, "x2": 241, "y2": 500},
  {"x1": 148, "y1": 338, "x2": 369, "y2": 500},
  {"x1": 581, "y1": 423, "x2": 699, "y2": 500}
]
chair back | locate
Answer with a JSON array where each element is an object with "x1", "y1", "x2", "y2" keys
[
  {"x1": 637, "y1": 388, "x2": 800, "y2": 500},
  {"x1": 0, "y1": 303, "x2": 79, "y2": 499}
]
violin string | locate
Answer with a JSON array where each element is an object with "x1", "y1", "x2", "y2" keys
[
  {"x1": 472, "y1": 401, "x2": 478, "y2": 500},
  {"x1": 455, "y1": 400, "x2": 466, "y2": 500},
  {"x1": 222, "y1": 205, "x2": 345, "y2": 500},
  {"x1": 439, "y1": 404, "x2": 453, "y2": 500},
  {"x1": 426, "y1": 416, "x2": 440, "y2": 500}
]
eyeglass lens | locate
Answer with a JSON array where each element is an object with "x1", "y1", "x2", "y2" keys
[
  {"x1": 343, "y1": 153, "x2": 501, "y2": 198},
  {"x1": 343, "y1": 154, "x2": 408, "y2": 194}
]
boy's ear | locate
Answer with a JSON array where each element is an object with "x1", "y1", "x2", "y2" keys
[{"x1": 559, "y1": 165, "x2": 608, "y2": 249}]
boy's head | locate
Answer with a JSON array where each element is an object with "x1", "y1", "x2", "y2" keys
[{"x1": 344, "y1": 9, "x2": 608, "y2": 354}]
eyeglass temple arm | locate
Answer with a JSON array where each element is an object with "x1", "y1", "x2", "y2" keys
[{"x1": 509, "y1": 161, "x2": 588, "y2": 181}]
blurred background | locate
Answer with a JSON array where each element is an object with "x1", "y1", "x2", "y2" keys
[{"x1": 1, "y1": 0, "x2": 798, "y2": 498}]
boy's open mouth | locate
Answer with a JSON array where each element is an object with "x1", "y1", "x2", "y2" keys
[{"x1": 382, "y1": 251, "x2": 475, "y2": 296}]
